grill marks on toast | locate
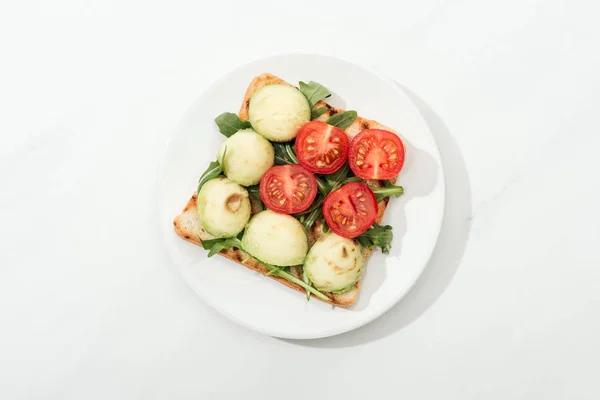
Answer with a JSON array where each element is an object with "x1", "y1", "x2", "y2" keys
[{"x1": 173, "y1": 73, "x2": 399, "y2": 307}]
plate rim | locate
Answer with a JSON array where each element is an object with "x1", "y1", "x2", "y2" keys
[{"x1": 158, "y1": 52, "x2": 446, "y2": 339}]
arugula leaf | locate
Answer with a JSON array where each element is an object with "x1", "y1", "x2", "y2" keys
[
  {"x1": 299, "y1": 81, "x2": 331, "y2": 108},
  {"x1": 273, "y1": 143, "x2": 299, "y2": 165},
  {"x1": 324, "y1": 163, "x2": 350, "y2": 190},
  {"x1": 197, "y1": 149, "x2": 225, "y2": 194},
  {"x1": 301, "y1": 207, "x2": 322, "y2": 233},
  {"x1": 370, "y1": 181, "x2": 404, "y2": 202},
  {"x1": 302, "y1": 267, "x2": 311, "y2": 301},
  {"x1": 326, "y1": 111, "x2": 357, "y2": 130},
  {"x1": 261, "y1": 260, "x2": 328, "y2": 301},
  {"x1": 294, "y1": 195, "x2": 324, "y2": 217},
  {"x1": 356, "y1": 223, "x2": 393, "y2": 254},
  {"x1": 214, "y1": 112, "x2": 251, "y2": 137},
  {"x1": 199, "y1": 237, "x2": 243, "y2": 257},
  {"x1": 316, "y1": 177, "x2": 329, "y2": 196},
  {"x1": 311, "y1": 107, "x2": 328, "y2": 120},
  {"x1": 247, "y1": 185, "x2": 259, "y2": 195},
  {"x1": 246, "y1": 185, "x2": 264, "y2": 211}
]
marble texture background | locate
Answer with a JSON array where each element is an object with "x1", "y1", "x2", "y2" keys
[{"x1": 1, "y1": 0, "x2": 599, "y2": 399}]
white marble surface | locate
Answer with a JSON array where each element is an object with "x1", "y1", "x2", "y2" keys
[{"x1": 1, "y1": 1, "x2": 599, "y2": 399}]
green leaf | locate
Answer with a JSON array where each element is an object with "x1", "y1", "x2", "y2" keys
[
  {"x1": 294, "y1": 195, "x2": 324, "y2": 217},
  {"x1": 370, "y1": 181, "x2": 404, "y2": 203},
  {"x1": 246, "y1": 184, "x2": 264, "y2": 210},
  {"x1": 262, "y1": 261, "x2": 328, "y2": 301},
  {"x1": 265, "y1": 266, "x2": 283, "y2": 276},
  {"x1": 302, "y1": 268, "x2": 311, "y2": 301},
  {"x1": 315, "y1": 176, "x2": 329, "y2": 196},
  {"x1": 302, "y1": 207, "x2": 322, "y2": 232},
  {"x1": 322, "y1": 220, "x2": 330, "y2": 233},
  {"x1": 324, "y1": 163, "x2": 350, "y2": 189},
  {"x1": 214, "y1": 112, "x2": 251, "y2": 137},
  {"x1": 197, "y1": 149, "x2": 225, "y2": 194},
  {"x1": 199, "y1": 237, "x2": 243, "y2": 257},
  {"x1": 343, "y1": 176, "x2": 363, "y2": 184},
  {"x1": 311, "y1": 107, "x2": 328, "y2": 120},
  {"x1": 299, "y1": 81, "x2": 331, "y2": 108},
  {"x1": 273, "y1": 143, "x2": 299, "y2": 165},
  {"x1": 356, "y1": 223, "x2": 393, "y2": 254},
  {"x1": 326, "y1": 111, "x2": 357, "y2": 130}
]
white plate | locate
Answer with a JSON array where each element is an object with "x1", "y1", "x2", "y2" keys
[{"x1": 159, "y1": 53, "x2": 445, "y2": 339}]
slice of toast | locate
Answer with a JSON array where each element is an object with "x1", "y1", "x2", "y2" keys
[{"x1": 173, "y1": 73, "x2": 399, "y2": 307}]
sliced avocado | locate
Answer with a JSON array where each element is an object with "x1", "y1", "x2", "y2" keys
[
  {"x1": 197, "y1": 177, "x2": 251, "y2": 238},
  {"x1": 217, "y1": 128, "x2": 274, "y2": 186},
  {"x1": 241, "y1": 210, "x2": 308, "y2": 266},
  {"x1": 248, "y1": 84, "x2": 311, "y2": 142},
  {"x1": 304, "y1": 232, "x2": 365, "y2": 292}
]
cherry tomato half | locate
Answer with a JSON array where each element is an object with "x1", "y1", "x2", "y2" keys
[
  {"x1": 295, "y1": 121, "x2": 349, "y2": 174},
  {"x1": 259, "y1": 164, "x2": 318, "y2": 214},
  {"x1": 348, "y1": 129, "x2": 405, "y2": 180},
  {"x1": 322, "y1": 182, "x2": 378, "y2": 238}
]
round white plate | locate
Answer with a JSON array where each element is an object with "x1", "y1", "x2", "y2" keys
[{"x1": 159, "y1": 53, "x2": 445, "y2": 339}]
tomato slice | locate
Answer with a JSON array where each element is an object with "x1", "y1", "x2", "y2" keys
[
  {"x1": 348, "y1": 129, "x2": 405, "y2": 180},
  {"x1": 259, "y1": 164, "x2": 318, "y2": 214},
  {"x1": 295, "y1": 121, "x2": 349, "y2": 174},
  {"x1": 322, "y1": 182, "x2": 378, "y2": 238}
]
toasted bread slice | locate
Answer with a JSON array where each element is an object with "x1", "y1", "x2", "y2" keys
[{"x1": 173, "y1": 73, "x2": 399, "y2": 307}]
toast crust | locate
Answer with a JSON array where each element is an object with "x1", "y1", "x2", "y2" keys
[{"x1": 173, "y1": 73, "x2": 399, "y2": 307}]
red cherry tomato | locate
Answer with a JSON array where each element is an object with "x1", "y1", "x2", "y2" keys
[
  {"x1": 348, "y1": 129, "x2": 405, "y2": 180},
  {"x1": 322, "y1": 182, "x2": 378, "y2": 238},
  {"x1": 295, "y1": 121, "x2": 349, "y2": 174},
  {"x1": 259, "y1": 164, "x2": 318, "y2": 214}
]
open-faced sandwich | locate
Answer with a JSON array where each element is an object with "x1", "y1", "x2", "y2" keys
[{"x1": 173, "y1": 73, "x2": 406, "y2": 307}]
